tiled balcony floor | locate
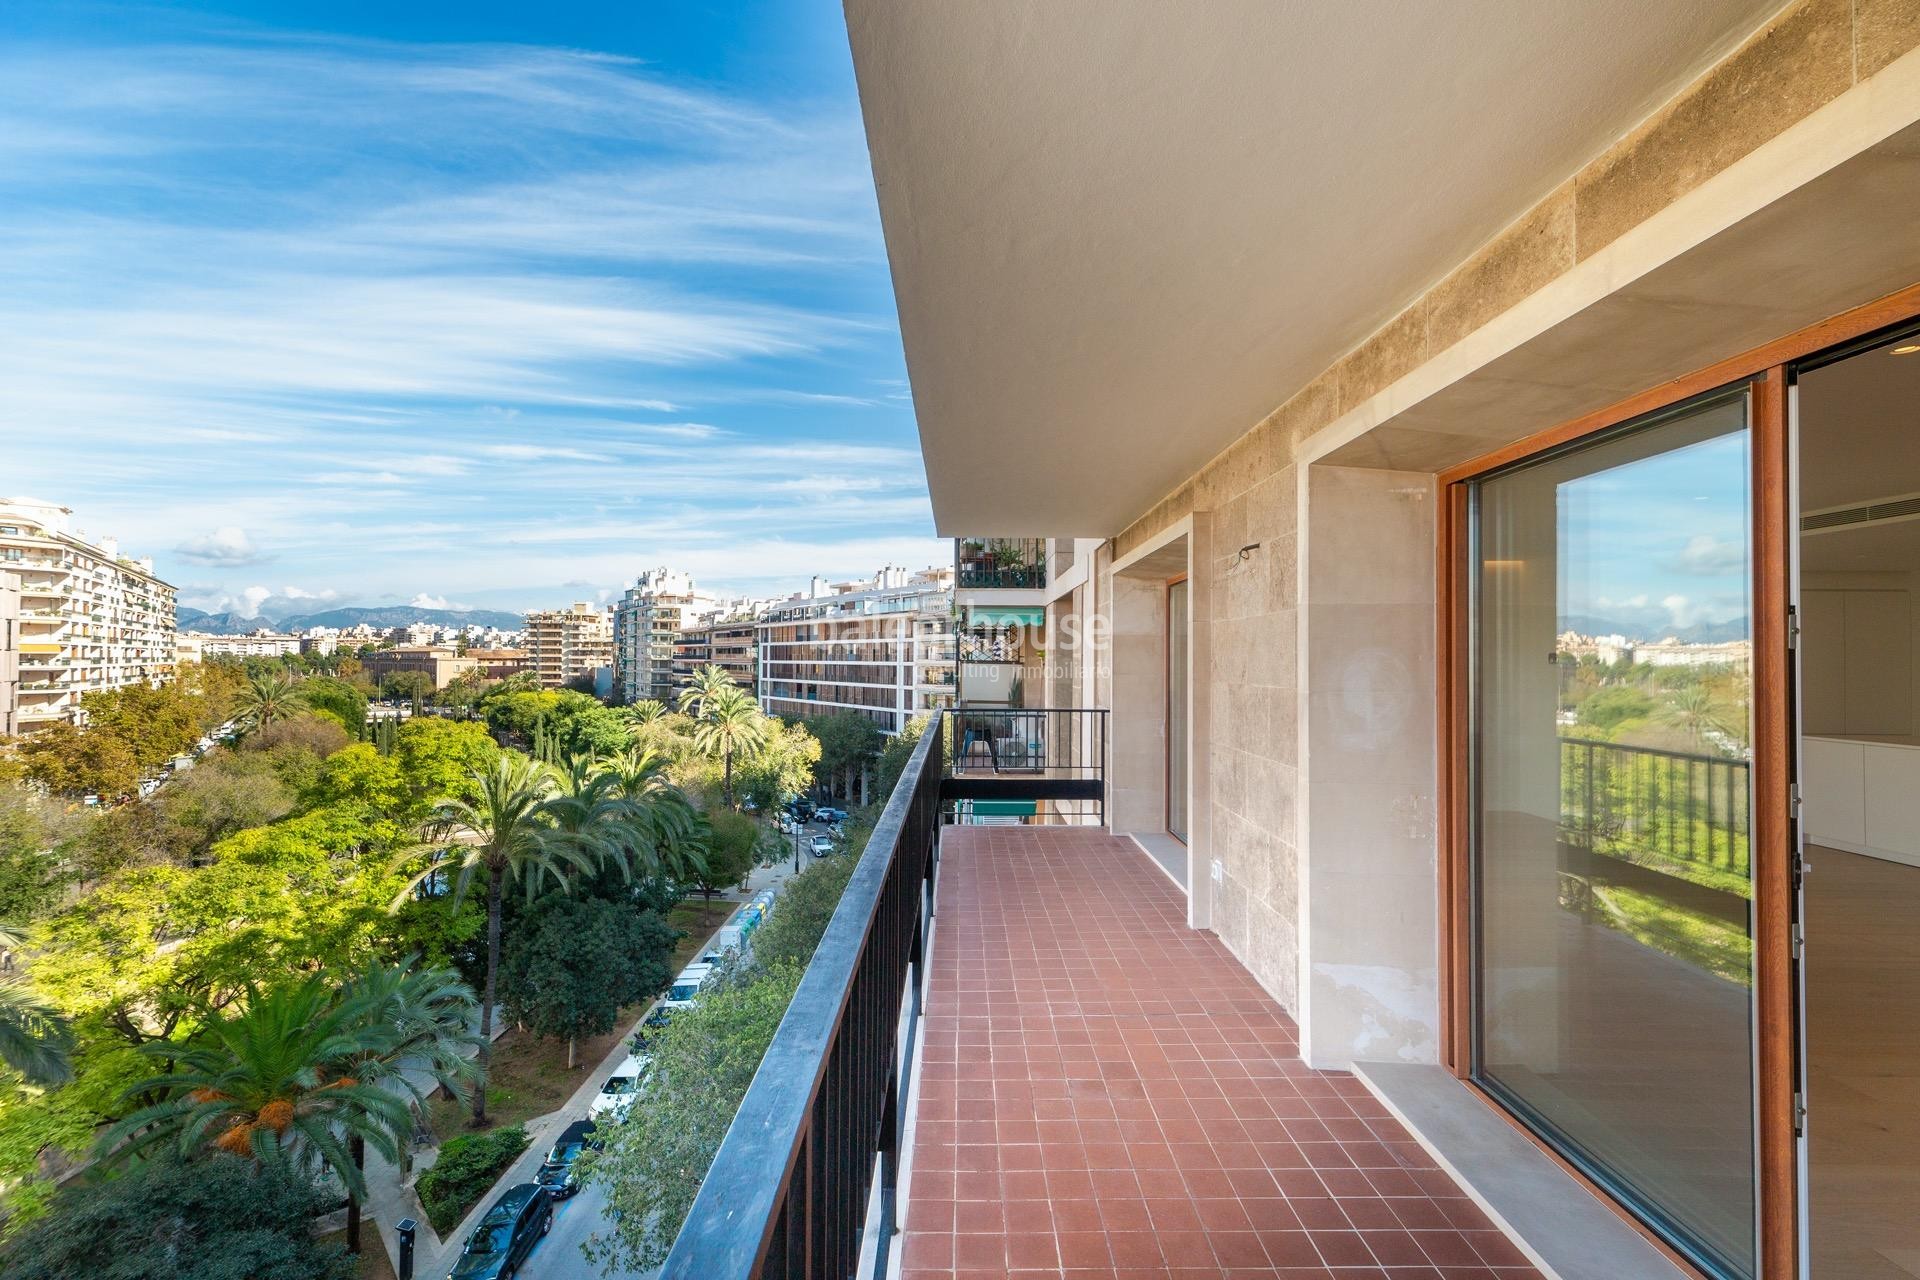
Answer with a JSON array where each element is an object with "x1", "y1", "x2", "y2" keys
[{"x1": 901, "y1": 826, "x2": 1539, "y2": 1280}]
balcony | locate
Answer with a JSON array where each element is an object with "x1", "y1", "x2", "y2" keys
[
  {"x1": 664, "y1": 710, "x2": 1530, "y2": 1278},
  {"x1": 957, "y1": 537, "x2": 1048, "y2": 591}
]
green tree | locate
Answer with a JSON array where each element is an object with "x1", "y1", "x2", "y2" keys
[
  {"x1": 621, "y1": 698, "x2": 667, "y2": 729},
  {"x1": 675, "y1": 664, "x2": 737, "y2": 721},
  {"x1": 875, "y1": 714, "x2": 933, "y2": 797},
  {"x1": 395, "y1": 754, "x2": 594, "y2": 1123},
  {"x1": 0, "y1": 790, "x2": 80, "y2": 921},
  {"x1": 0, "y1": 1152, "x2": 356, "y2": 1280},
  {"x1": 381, "y1": 669, "x2": 436, "y2": 709},
  {"x1": 500, "y1": 895, "x2": 676, "y2": 1067},
  {"x1": 330, "y1": 959, "x2": 482, "y2": 1252},
  {"x1": 97, "y1": 974, "x2": 416, "y2": 1202},
  {"x1": 692, "y1": 686, "x2": 768, "y2": 808},
  {"x1": 17, "y1": 721, "x2": 139, "y2": 798},
  {"x1": 1578, "y1": 686, "x2": 1658, "y2": 734},
  {"x1": 748, "y1": 852, "x2": 859, "y2": 971},
  {"x1": 393, "y1": 717, "x2": 498, "y2": 813},
  {"x1": 693, "y1": 810, "x2": 760, "y2": 901},
  {"x1": 300, "y1": 675, "x2": 369, "y2": 738},
  {"x1": 805, "y1": 711, "x2": 884, "y2": 804},
  {"x1": 234, "y1": 671, "x2": 308, "y2": 731},
  {"x1": 581, "y1": 964, "x2": 804, "y2": 1271},
  {"x1": 0, "y1": 924, "x2": 73, "y2": 1085}
]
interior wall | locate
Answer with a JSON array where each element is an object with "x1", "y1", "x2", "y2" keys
[{"x1": 1300, "y1": 465, "x2": 1441, "y2": 1069}]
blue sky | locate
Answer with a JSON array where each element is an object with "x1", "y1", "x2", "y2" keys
[{"x1": 0, "y1": 0, "x2": 946, "y2": 618}]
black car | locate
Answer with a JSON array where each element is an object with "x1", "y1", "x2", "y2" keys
[
  {"x1": 447, "y1": 1182, "x2": 551, "y2": 1280},
  {"x1": 536, "y1": 1119, "x2": 599, "y2": 1199}
]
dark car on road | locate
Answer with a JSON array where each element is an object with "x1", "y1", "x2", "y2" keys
[
  {"x1": 536, "y1": 1119, "x2": 599, "y2": 1199},
  {"x1": 448, "y1": 1182, "x2": 551, "y2": 1280}
]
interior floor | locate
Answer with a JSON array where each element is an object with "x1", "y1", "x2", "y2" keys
[{"x1": 1806, "y1": 845, "x2": 1920, "y2": 1279}]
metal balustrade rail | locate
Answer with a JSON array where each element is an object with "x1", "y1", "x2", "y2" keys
[
  {"x1": 661, "y1": 709, "x2": 945, "y2": 1280},
  {"x1": 1558, "y1": 735, "x2": 1751, "y2": 876},
  {"x1": 946, "y1": 707, "x2": 1108, "y2": 825},
  {"x1": 955, "y1": 537, "x2": 1048, "y2": 590}
]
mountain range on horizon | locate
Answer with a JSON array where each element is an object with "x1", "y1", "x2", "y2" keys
[
  {"x1": 176, "y1": 604, "x2": 526, "y2": 636},
  {"x1": 1558, "y1": 614, "x2": 1750, "y2": 645}
]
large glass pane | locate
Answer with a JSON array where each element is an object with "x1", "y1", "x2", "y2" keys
[
  {"x1": 1168, "y1": 579, "x2": 1190, "y2": 842},
  {"x1": 1472, "y1": 391, "x2": 1756, "y2": 1278}
]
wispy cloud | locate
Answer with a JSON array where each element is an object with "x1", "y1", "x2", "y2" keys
[{"x1": 0, "y1": 19, "x2": 937, "y2": 608}]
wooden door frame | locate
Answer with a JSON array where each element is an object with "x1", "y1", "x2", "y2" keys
[{"x1": 1434, "y1": 280, "x2": 1920, "y2": 1280}]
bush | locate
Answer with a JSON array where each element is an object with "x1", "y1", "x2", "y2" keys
[
  {"x1": 416, "y1": 1124, "x2": 529, "y2": 1234},
  {"x1": 0, "y1": 1152, "x2": 355, "y2": 1280}
]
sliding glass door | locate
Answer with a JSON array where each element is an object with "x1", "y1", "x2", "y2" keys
[{"x1": 1470, "y1": 389, "x2": 1758, "y2": 1278}]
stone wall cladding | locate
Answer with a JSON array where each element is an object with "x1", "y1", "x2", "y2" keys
[{"x1": 1103, "y1": 0, "x2": 1919, "y2": 1017}]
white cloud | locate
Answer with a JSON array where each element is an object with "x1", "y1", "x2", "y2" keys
[
  {"x1": 176, "y1": 525, "x2": 265, "y2": 566},
  {"x1": 409, "y1": 592, "x2": 471, "y2": 611}
]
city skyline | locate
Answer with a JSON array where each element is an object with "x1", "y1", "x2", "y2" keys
[{"x1": 0, "y1": 0, "x2": 948, "y2": 617}]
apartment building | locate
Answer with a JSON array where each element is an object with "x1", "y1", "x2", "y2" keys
[
  {"x1": 706, "y1": 615, "x2": 760, "y2": 694},
  {"x1": 666, "y1": 9, "x2": 1920, "y2": 1280},
  {"x1": 359, "y1": 645, "x2": 477, "y2": 690},
  {"x1": 755, "y1": 566, "x2": 955, "y2": 733},
  {"x1": 0, "y1": 571, "x2": 19, "y2": 737},
  {"x1": 612, "y1": 567, "x2": 717, "y2": 704},
  {"x1": 524, "y1": 602, "x2": 612, "y2": 690},
  {"x1": 185, "y1": 630, "x2": 301, "y2": 659},
  {"x1": 464, "y1": 647, "x2": 531, "y2": 680},
  {"x1": 0, "y1": 498, "x2": 175, "y2": 729}
]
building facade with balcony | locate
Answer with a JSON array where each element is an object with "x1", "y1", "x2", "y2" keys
[
  {"x1": 524, "y1": 602, "x2": 613, "y2": 690},
  {"x1": 184, "y1": 630, "x2": 301, "y2": 659},
  {"x1": 0, "y1": 498, "x2": 176, "y2": 729},
  {"x1": 612, "y1": 567, "x2": 718, "y2": 704},
  {"x1": 755, "y1": 566, "x2": 956, "y2": 733},
  {"x1": 661, "y1": 8, "x2": 1920, "y2": 1280}
]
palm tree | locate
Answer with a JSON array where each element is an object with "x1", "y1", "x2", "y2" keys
[
  {"x1": 675, "y1": 664, "x2": 737, "y2": 721},
  {"x1": 1661, "y1": 683, "x2": 1738, "y2": 749},
  {"x1": 332, "y1": 960, "x2": 481, "y2": 1253},
  {"x1": 692, "y1": 685, "x2": 768, "y2": 809},
  {"x1": 0, "y1": 925, "x2": 71, "y2": 1085},
  {"x1": 98, "y1": 975, "x2": 415, "y2": 1205},
  {"x1": 395, "y1": 754, "x2": 594, "y2": 1124},
  {"x1": 603, "y1": 746, "x2": 704, "y2": 884},
  {"x1": 235, "y1": 671, "x2": 307, "y2": 730},
  {"x1": 620, "y1": 698, "x2": 667, "y2": 729}
]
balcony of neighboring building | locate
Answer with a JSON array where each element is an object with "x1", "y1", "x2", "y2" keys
[{"x1": 956, "y1": 537, "x2": 1048, "y2": 592}]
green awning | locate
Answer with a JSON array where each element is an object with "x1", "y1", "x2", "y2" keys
[{"x1": 966, "y1": 605, "x2": 1044, "y2": 627}]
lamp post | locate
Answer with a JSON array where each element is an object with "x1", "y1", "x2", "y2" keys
[{"x1": 793, "y1": 821, "x2": 802, "y2": 875}]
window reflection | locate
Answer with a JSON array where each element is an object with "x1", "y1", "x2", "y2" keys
[{"x1": 1472, "y1": 391, "x2": 1756, "y2": 1279}]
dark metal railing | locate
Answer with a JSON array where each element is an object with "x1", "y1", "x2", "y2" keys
[
  {"x1": 947, "y1": 707, "x2": 1107, "y2": 825},
  {"x1": 1558, "y1": 736, "x2": 1751, "y2": 878},
  {"x1": 662, "y1": 711, "x2": 945, "y2": 1280},
  {"x1": 955, "y1": 537, "x2": 1047, "y2": 590}
]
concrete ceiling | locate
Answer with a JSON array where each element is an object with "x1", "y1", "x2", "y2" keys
[{"x1": 845, "y1": 0, "x2": 1786, "y2": 536}]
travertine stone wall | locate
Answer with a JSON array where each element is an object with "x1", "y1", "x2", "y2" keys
[{"x1": 1104, "y1": 0, "x2": 1920, "y2": 1013}]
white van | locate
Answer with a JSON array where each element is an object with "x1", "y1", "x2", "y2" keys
[
  {"x1": 589, "y1": 1053, "x2": 651, "y2": 1119},
  {"x1": 699, "y1": 925, "x2": 744, "y2": 968},
  {"x1": 660, "y1": 963, "x2": 712, "y2": 1013}
]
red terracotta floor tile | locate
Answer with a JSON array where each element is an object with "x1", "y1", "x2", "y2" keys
[{"x1": 901, "y1": 828, "x2": 1541, "y2": 1280}]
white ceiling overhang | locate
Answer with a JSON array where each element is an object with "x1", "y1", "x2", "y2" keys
[{"x1": 845, "y1": 0, "x2": 1790, "y2": 536}]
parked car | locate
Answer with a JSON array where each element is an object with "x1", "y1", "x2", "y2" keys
[
  {"x1": 809, "y1": 834, "x2": 837, "y2": 858},
  {"x1": 660, "y1": 963, "x2": 712, "y2": 1013},
  {"x1": 447, "y1": 1181, "x2": 551, "y2": 1280},
  {"x1": 588, "y1": 1054, "x2": 651, "y2": 1120},
  {"x1": 536, "y1": 1119, "x2": 599, "y2": 1199},
  {"x1": 812, "y1": 806, "x2": 847, "y2": 824}
]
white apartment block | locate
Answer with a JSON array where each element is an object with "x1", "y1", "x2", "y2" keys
[
  {"x1": 525, "y1": 602, "x2": 613, "y2": 689},
  {"x1": 756, "y1": 566, "x2": 957, "y2": 734},
  {"x1": 0, "y1": 498, "x2": 176, "y2": 729},
  {"x1": 184, "y1": 631, "x2": 302, "y2": 659},
  {"x1": 612, "y1": 567, "x2": 720, "y2": 705}
]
